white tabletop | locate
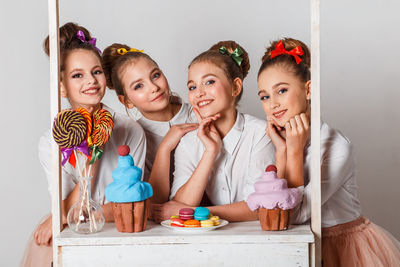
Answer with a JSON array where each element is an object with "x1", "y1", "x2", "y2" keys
[{"x1": 55, "y1": 221, "x2": 314, "y2": 246}]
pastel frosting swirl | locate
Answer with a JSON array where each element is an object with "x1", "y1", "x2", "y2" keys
[
  {"x1": 247, "y1": 165, "x2": 301, "y2": 211},
  {"x1": 105, "y1": 146, "x2": 153, "y2": 203}
]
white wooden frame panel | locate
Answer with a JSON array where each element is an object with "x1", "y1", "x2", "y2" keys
[
  {"x1": 310, "y1": 0, "x2": 322, "y2": 266},
  {"x1": 62, "y1": 244, "x2": 309, "y2": 267},
  {"x1": 47, "y1": 1, "x2": 321, "y2": 266},
  {"x1": 48, "y1": 0, "x2": 62, "y2": 265}
]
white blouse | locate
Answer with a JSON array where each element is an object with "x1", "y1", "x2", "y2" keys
[
  {"x1": 292, "y1": 122, "x2": 362, "y2": 228},
  {"x1": 170, "y1": 112, "x2": 275, "y2": 206},
  {"x1": 135, "y1": 101, "x2": 196, "y2": 181},
  {"x1": 38, "y1": 105, "x2": 147, "y2": 205}
]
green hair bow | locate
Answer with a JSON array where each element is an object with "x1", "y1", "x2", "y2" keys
[{"x1": 219, "y1": 46, "x2": 243, "y2": 67}]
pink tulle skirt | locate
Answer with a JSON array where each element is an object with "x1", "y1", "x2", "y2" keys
[
  {"x1": 20, "y1": 215, "x2": 53, "y2": 267},
  {"x1": 322, "y1": 216, "x2": 400, "y2": 267}
]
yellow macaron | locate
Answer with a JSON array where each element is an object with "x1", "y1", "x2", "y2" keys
[
  {"x1": 200, "y1": 219, "x2": 214, "y2": 227},
  {"x1": 210, "y1": 216, "x2": 221, "y2": 226}
]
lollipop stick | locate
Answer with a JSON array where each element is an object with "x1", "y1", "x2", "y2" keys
[
  {"x1": 88, "y1": 164, "x2": 93, "y2": 177},
  {"x1": 74, "y1": 150, "x2": 83, "y2": 178},
  {"x1": 83, "y1": 155, "x2": 88, "y2": 177},
  {"x1": 86, "y1": 186, "x2": 93, "y2": 233},
  {"x1": 91, "y1": 211, "x2": 97, "y2": 231},
  {"x1": 74, "y1": 151, "x2": 85, "y2": 230},
  {"x1": 75, "y1": 179, "x2": 87, "y2": 231},
  {"x1": 87, "y1": 159, "x2": 98, "y2": 231}
]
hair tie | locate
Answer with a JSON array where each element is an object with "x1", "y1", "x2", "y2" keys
[
  {"x1": 76, "y1": 30, "x2": 102, "y2": 55},
  {"x1": 219, "y1": 46, "x2": 243, "y2": 67},
  {"x1": 117, "y1": 47, "x2": 144, "y2": 56},
  {"x1": 270, "y1": 41, "x2": 303, "y2": 64}
]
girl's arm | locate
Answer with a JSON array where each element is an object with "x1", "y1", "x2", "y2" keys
[
  {"x1": 173, "y1": 149, "x2": 219, "y2": 206},
  {"x1": 148, "y1": 123, "x2": 198, "y2": 204},
  {"x1": 208, "y1": 201, "x2": 258, "y2": 222},
  {"x1": 284, "y1": 114, "x2": 310, "y2": 188},
  {"x1": 292, "y1": 138, "x2": 355, "y2": 224},
  {"x1": 101, "y1": 203, "x2": 114, "y2": 222},
  {"x1": 266, "y1": 119, "x2": 287, "y2": 178},
  {"x1": 172, "y1": 113, "x2": 221, "y2": 206},
  {"x1": 152, "y1": 200, "x2": 257, "y2": 223}
]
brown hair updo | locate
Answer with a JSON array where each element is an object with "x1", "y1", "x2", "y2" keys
[
  {"x1": 189, "y1": 40, "x2": 250, "y2": 103},
  {"x1": 258, "y1": 38, "x2": 310, "y2": 83},
  {"x1": 43, "y1": 22, "x2": 101, "y2": 73},
  {"x1": 102, "y1": 44, "x2": 158, "y2": 96}
]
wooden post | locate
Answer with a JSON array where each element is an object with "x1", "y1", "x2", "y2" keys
[
  {"x1": 48, "y1": 0, "x2": 62, "y2": 266},
  {"x1": 310, "y1": 0, "x2": 322, "y2": 266}
]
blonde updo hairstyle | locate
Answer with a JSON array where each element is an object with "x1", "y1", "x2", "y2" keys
[
  {"x1": 189, "y1": 40, "x2": 250, "y2": 103},
  {"x1": 258, "y1": 38, "x2": 310, "y2": 83}
]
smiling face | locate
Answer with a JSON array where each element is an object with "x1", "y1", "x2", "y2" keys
[
  {"x1": 61, "y1": 49, "x2": 106, "y2": 111},
  {"x1": 119, "y1": 57, "x2": 171, "y2": 116},
  {"x1": 187, "y1": 61, "x2": 240, "y2": 118},
  {"x1": 258, "y1": 65, "x2": 311, "y2": 127}
]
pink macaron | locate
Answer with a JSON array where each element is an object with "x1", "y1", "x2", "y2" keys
[{"x1": 179, "y1": 208, "x2": 194, "y2": 220}]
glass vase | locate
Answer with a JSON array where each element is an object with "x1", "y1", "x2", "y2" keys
[{"x1": 67, "y1": 176, "x2": 105, "y2": 234}]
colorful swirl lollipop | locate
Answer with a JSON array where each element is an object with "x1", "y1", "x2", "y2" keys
[
  {"x1": 89, "y1": 109, "x2": 114, "y2": 164},
  {"x1": 52, "y1": 110, "x2": 87, "y2": 148},
  {"x1": 91, "y1": 109, "x2": 114, "y2": 147},
  {"x1": 76, "y1": 108, "x2": 92, "y2": 146}
]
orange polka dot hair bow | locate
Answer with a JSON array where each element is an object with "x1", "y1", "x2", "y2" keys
[{"x1": 270, "y1": 41, "x2": 303, "y2": 64}]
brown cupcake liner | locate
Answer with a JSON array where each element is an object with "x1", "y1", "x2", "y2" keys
[
  {"x1": 258, "y1": 208, "x2": 292, "y2": 231},
  {"x1": 112, "y1": 199, "x2": 149, "y2": 233}
]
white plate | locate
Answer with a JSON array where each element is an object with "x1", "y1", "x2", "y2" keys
[{"x1": 160, "y1": 219, "x2": 229, "y2": 233}]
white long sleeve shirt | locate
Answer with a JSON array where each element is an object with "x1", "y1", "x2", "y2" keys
[
  {"x1": 170, "y1": 112, "x2": 275, "y2": 205},
  {"x1": 292, "y1": 122, "x2": 361, "y2": 227},
  {"x1": 38, "y1": 105, "x2": 146, "y2": 204}
]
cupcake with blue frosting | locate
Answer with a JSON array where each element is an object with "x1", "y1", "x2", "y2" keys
[{"x1": 105, "y1": 145, "x2": 153, "y2": 232}]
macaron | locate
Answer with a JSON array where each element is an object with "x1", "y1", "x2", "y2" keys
[
  {"x1": 179, "y1": 208, "x2": 194, "y2": 220},
  {"x1": 184, "y1": 219, "x2": 200, "y2": 228},
  {"x1": 200, "y1": 219, "x2": 214, "y2": 227},
  {"x1": 170, "y1": 215, "x2": 179, "y2": 219},
  {"x1": 194, "y1": 207, "x2": 210, "y2": 221},
  {"x1": 170, "y1": 218, "x2": 185, "y2": 227},
  {"x1": 210, "y1": 215, "x2": 221, "y2": 226}
]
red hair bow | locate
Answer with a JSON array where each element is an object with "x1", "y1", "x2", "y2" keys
[{"x1": 270, "y1": 41, "x2": 303, "y2": 64}]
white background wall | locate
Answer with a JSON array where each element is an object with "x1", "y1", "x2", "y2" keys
[{"x1": 1, "y1": 0, "x2": 399, "y2": 266}]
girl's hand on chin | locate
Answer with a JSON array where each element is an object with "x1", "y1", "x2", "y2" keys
[
  {"x1": 285, "y1": 113, "x2": 310, "y2": 154},
  {"x1": 161, "y1": 123, "x2": 199, "y2": 151},
  {"x1": 193, "y1": 108, "x2": 222, "y2": 154},
  {"x1": 266, "y1": 117, "x2": 286, "y2": 152},
  {"x1": 193, "y1": 107, "x2": 221, "y2": 122}
]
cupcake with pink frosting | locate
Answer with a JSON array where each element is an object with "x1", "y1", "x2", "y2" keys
[{"x1": 247, "y1": 165, "x2": 301, "y2": 231}]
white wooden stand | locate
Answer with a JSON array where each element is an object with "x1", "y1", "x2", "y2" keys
[
  {"x1": 48, "y1": 1, "x2": 321, "y2": 266},
  {"x1": 56, "y1": 221, "x2": 314, "y2": 267}
]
